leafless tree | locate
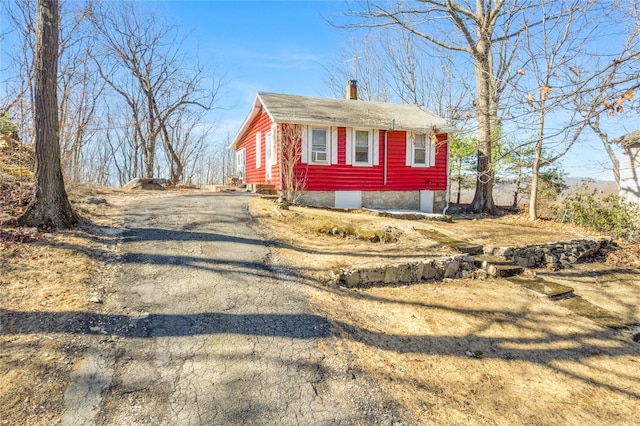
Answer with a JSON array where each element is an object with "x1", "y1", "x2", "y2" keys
[
  {"x1": 90, "y1": 2, "x2": 223, "y2": 184},
  {"x1": 514, "y1": 0, "x2": 640, "y2": 219},
  {"x1": 4, "y1": 0, "x2": 103, "y2": 185},
  {"x1": 165, "y1": 108, "x2": 214, "y2": 185},
  {"x1": 325, "y1": 33, "x2": 389, "y2": 102},
  {"x1": 341, "y1": 1, "x2": 531, "y2": 213},
  {"x1": 279, "y1": 123, "x2": 307, "y2": 204},
  {"x1": 325, "y1": 30, "x2": 469, "y2": 124},
  {"x1": 17, "y1": 0, "x2": 76, "y2": 229}
]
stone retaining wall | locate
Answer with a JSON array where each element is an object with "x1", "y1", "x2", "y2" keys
[
  {"x1": 330, "y1": 237, "x2": 617, "y2": 288},
  {"x1": 331, "y1": 254, "x2": 476, "y2": 288},
  {"x1": 487, "y1": 237, "x2": 615, "y2": 270}
]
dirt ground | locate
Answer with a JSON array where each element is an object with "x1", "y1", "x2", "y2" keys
[
  {"x1": 0, "y1": 187, "x2": 154, "y2": 425},
  {"x1": 249, "y1": 197, "x2": 608, "y2": 281},
  {"x1": 2, "y1": 190, "x2": 639, "y2": 425},
  {"x1": 251, "y1": 197, "x2": 640, "y2": 425}
]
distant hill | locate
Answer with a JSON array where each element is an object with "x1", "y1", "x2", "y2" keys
[{"x1": 454, "y1": 177, "x2": 618, "y2": 206}]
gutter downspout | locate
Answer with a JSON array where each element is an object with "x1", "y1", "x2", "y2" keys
[
  {"x1": 443, "y1": 137, "x2": 451, "y2": 215},
  {"x1": 383, "y1": 131, "x2": 388, "y2": 185},
  {"x1": 384, "y1": 119, "x2": 394, "y2": 186}
]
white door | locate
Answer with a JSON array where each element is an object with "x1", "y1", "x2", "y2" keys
[
  {"x1": 335, "y1": 191, "x2": 362, "y2": 209},
  {"x1": 420, "y1": 190, "x2": 434, "y2": 213},
  {"x1": 265, "y1": 131, "x2": 272, "y2": 181}
]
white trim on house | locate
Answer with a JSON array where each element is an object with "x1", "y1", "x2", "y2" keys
[
  {"x1": 352, "y1": 128, "x2": 374, "y2": 167},
  {"x1": 373, "y1": 130, "x2": 380, "y2": 166},
  {"x1": 268, "y1": 126, "x2": 276, "y2": 163},
  {"x1": 331, "y1": 127, "x2": 338, "y2": 164},
  {"x1": 345, "y1": 127, "x2": 353, "y2": 165},
  {"x1": 308, "y1": 126, "x2": 330, "y2": 165},
  {"x1": 265, "y1": 130, "x2": 274, "y2": 180},
  {"x1": 236, "y1": 148, "x2": 246, "y2": 181},
  {"x1": 255, "y1": 132, "x2": 261, "y2": 169},
  {"x1": 301, "y1": 125, "x2": 309, "y2": 164},
  {"x1": 406, "y1": 131, "x2": 435, "y2": 168}
]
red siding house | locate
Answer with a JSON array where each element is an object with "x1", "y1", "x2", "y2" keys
[{"x1": 230, "y1": 83, "x2": 455, "y2": 213}]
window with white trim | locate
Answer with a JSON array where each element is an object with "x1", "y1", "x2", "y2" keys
[
  {"x1": 267, "y1": 127, "x2": 276, "y2": 163},
  {"x1": 310, "y1": 127, "x2": 328, "y2": 164},
  {"x1": 353, "y1": 129, "x2": 371, "y2": 165},
  {"x1": 236, "y1": 149, "x2": 246, "y2": 179},
  {"x1": 255, "y1": 132, "x2": 261, "y2": 168},
  {"x1": 413, "y1": 133, "x2": 427, "y2": 166}
]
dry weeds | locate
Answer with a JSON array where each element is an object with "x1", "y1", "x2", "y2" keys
[
  {"x1": 0, "y1": 186, "x2": 131, "y2": 426},
  {"x1": 250, "y1": 197, "x2": 601, "y2": 281},
  {"x1": 251, "y1": 197, "x2": 640, "y2": 425}
]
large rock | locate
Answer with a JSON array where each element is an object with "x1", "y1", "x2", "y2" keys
[{"x1": 122, "y1": 178, "x2": 168, "y2": 190}]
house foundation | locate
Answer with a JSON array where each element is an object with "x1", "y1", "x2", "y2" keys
[{"x1": 297, "y1": 190, "x2": 447, "y2": 213}]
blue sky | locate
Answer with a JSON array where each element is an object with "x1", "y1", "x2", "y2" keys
[
  {"x1": 1, "y1": 0, "x2": 635, "y2": 181},
  {"x1": 159, "y1": 1, "x2": 346, "y2": 140},
  {"x1": 157, "y1": 0, "x2": 634, "y2": 181}
]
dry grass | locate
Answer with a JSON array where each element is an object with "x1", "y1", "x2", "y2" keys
[
  {"x1": 250, "y1": 197, "x2": 600, "y2": 281},
  {"x1": 252, "y1": 197, "x2": 640, "y2": 425},
  {"x1": 1, "y1": 239, "x2": 93, "y2": 425},
  {"x1": 307, "y1": 281, "x2": 640, "y2": 425},
  {"x1": 0, "y1": 186, "x2": 130, "y2": 426}
]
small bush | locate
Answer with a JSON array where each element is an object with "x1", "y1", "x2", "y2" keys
[
  {"x1": 313, "y1": 221, "x2": 399, "y2": 243},
  {"x1": 314, "y1": 221, "x2": 356, "y2": 238},
  {"x1": 555, "y1": 194, "x2": 639, "y2": 239}
]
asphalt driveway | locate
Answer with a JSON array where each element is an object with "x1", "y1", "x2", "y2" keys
[{"x1": 60, "y1": 192, "x2": 396, "y2": 425}]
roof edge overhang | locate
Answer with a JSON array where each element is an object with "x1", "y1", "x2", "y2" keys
[
  {"x1": 229, "y1": 93, "x2": 275, "y2": 150},
  {"x1": 230, "y1": 92, "x2": 458, "y2": 150},
  {"x1": 611, "y1": 130, "x2": 640, "y2": 148},
  {"x1": 271, "y1": 120, "x2": 457, "y2": 134}
]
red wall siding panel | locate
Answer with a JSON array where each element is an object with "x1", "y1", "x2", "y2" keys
[
  {"x1": 236, "y1": 110, "x2": 281, "y2": 188},
  {"x1": 299, "y1": 129, "x2": 448, "y2": 192},
  {"x1": 238, "y1": 118, "x2": 448, "y2": 193}
]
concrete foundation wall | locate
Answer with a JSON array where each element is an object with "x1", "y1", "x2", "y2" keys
[
  {"x1": 297, "y1": 191, "x2": 335, "y2": 208},
  {"x1": 362, "y1": 191, "x2": 419, "y2": 210},
  {"x1": 298, "y1": 190, "x2": 446, "y2": 212}
]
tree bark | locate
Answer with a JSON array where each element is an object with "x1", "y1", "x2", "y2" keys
[
  {"x1": 468, "y1": 41, "x2": 496, "y2": 214},
  {"x1": 512, "y1": 165, "x2": 522, "y2": 208},
  {"x1": 529, "y1": 104, "x2": 545, "y2": 221},
  {"x1": 17, "y1": 0, "x2": 76, "y2": 229}
]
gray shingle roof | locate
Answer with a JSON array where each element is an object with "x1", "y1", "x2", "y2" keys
[
  {"x1": 257, "y1": 92, "x2": 453, "y2": 133},
  {"x1": 612, "y1": 130, "x2": 640, "y2": 148}
]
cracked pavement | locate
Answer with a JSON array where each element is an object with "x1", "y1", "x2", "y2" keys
[{"x1": 61, "y1": 192, "x2": 398, "y2": 425}]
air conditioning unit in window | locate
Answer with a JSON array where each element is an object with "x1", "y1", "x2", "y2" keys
[{"x1": 312, "y1": 152, "x2": 327, "y2": 162}]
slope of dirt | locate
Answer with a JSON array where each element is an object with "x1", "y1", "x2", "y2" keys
[
  {"x1": 252, "y1": 197, "x2": 640, "y2": 425},
  {"x1": 249, "y1": 197, "x2": 605, "y2": 282},
  {"x1": 0, "y1": 187, "x2": 132, "y2": 425}
]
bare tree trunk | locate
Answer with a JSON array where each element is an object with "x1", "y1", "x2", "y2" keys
[
  {"x1": 589, "y1": 117, "x2": 620, "y2": 189},
  {"x1": 512, "y1": 164, "x2": 522, "y2": 208},
  {"x1": 17, "y1": 0, "x2": 76, "y2": 229},
  {"x1": 602, "y1": 139, "x2": 620, "y2": 189},
  {"x1": 469, "y1": 44, "x2": 496, "y2": 214},
  {"x1": 529, "y1": 104, "x2": 545, "y2": 221}
]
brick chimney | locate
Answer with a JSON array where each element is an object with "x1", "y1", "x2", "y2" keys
[{"x1": 346, "y1": 80, "x2": 358, "y2": 100}]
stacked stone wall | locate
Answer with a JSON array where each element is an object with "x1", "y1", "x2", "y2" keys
[
  {"x1": 332, "y1": 254, "x2": 476, "y2": 288},
  {"x1": 487, "y1": 237, "x2": 615, "y2": 270},
  {"x1": 331, "y1": 237, "x2": 617, "y2": 288}
]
